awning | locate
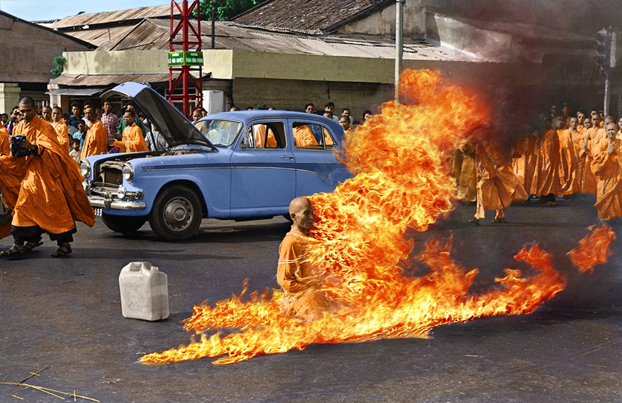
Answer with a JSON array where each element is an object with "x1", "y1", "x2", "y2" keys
[
  {"x1": 51, "y1": 73, "x2": 172, "y2": 87},
  {"x1": 46, "y1": 87, "x2": 110, "y2": 96}
]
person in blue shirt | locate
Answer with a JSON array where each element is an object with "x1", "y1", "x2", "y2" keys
[{"x1": 73, "y1": 119, "x2": 88, "y2": 151}]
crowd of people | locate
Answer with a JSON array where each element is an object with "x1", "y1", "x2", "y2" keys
[{"x1": 452, "y1": 105, "x2": 622, "y2": 225}]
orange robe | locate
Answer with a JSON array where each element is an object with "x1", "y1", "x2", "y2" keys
[
  {"x1": 591, "y1": 138, "x2": 622, "y2": 220},
  {"x1": 580, "y1": 129, "x2": 598, "y2": 194},
  {"x1": 0, "y1": 125, "x2": 9, "y2": 156},
  {"x1": 253, "y1": 124, "x2": 277, "y2": 148},
  {"x1": 112, "y1": 123, "x2": 149, "y2": 153},
  {"x1": 0, "y1": 116, "x2": 95, "y2": 237},
  {"x1": 557, "y1": 128, "x2": 579, "y2": 195},
  {"x1": 52, "y1": 120, "x2": 70, "y2": 152},
  {"x1": 293, "y1": 126, "x2": 318, "y2": 147},
  {"x1": 277, "y1": 229, "x2": 333, "y2": 321},
  {"x1": 530, "y1": 129, "x2": 561, "y2": 196},
  {"x1": 456, "y1": 143, "x2": 477, "y2": 203},
  {"x1": 475, "y1": 145, "x2": 527, "y2": 219},
  {"x1": 81, "y1": 119, "x2": 108, "y2": 159},
  {"x1": 570, "y1": 128, "x2": 585, "y2": 192}
]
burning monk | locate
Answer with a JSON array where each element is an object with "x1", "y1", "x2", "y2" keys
[
  {"x1": 277, "y1": 197, "x2": 336, "y2": 321},
  {"x1": 0, "y1": 97, "x2": 95, "y2": 258},
  {"x1": 591, "y1": 122, "x2": 622, "y2": 221}
]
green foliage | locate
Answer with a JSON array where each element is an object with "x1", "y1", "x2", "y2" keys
[
  {"x1": 51, "y1": 55, "x2": 67, "y2": 76},
  {"x1": 198, "y1": 0, "x2": 265, "y2": 21}
]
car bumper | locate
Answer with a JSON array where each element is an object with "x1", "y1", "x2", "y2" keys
[{"x1": 89, "y1": 196, "x2": 146, "y2": 210}]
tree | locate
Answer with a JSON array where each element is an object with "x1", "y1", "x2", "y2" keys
[{"x1": 198, "y1": 0, "x2": 265, "y2": 21}]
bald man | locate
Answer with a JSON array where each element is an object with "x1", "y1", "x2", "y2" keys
[
  {"x1": 0, "y1": 97, "x2": 94, "y2": 258},
  {"x1": 277, "y1": 197, "x2": 335, "y2": 321},
  {"x1": 592, "y1": 122, "x2": 622, "y2": 221}
]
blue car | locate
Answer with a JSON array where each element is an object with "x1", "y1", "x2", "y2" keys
[{"x1": 81, "y1": 82, "x2": 352, "y2": 241}]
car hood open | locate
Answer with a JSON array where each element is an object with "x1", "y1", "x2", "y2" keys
[{"x1": 102, "y1": 82, "x2": 215, "y2": 150}]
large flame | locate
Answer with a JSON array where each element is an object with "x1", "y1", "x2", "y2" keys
[{"x1": 139, "y1": 70, "x2": 613, "y2": 366}]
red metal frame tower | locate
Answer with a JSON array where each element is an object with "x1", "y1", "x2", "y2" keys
[{"x1": 168, "y1": 0, "x2": 203, "y2": 118}]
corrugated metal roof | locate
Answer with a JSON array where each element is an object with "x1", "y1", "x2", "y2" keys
[
  {"x1": 51, "y1": 73, "x2": 171, "y2": 86},
  {"x1": 98, "y1": 19, "x2": 463, "y2": 61},
  {"x1": 46, "y1": 87, "x2": 109, "y2": 96},
  {"x1": 232, "y1": 0, "x2": 393, "y2": 35},
  {"x1": 61, "y1": 25, "x2": 136, "y2": 48},
  {"x1": 49, "y1": 4, "x2": 175, "y2": 29},
  {"x1": 51, "y1": 72, "x2": 204, "y2": 87}
]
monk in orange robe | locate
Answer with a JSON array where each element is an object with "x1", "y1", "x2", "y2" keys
[
  {"x1": 555, "y1": 116, "x2": 579, "y2": 195},
  {"x1": 252, "y1": 124, "x2": 277, "y2": 148},
  {"x1": 51, "y1": 106, "x2": 69, "y2": 152},
  {"x1": 591, "y1": 122, "x2": 622, "y2": 221},
  {"x1": 80, "y1": 106, "x2": 108, "y2": 159},
  {"x1": 293, "y1": 124, "x2": 319, "y2": 147},
  {"x1": 576, "y1": 110, "x2": 586, "y2": 133},
  {"x1": 0, "y1": 97, "x2": 95, "y2": 258},
  {"x1": 568, "y1": 117, "x2": 585, "y2": 192},
  {"x1": 470, "y1": 142, "x2": 527, "y2": 225},
  {"x1": 110, "y1": 110, "x2": 149, "y2": 153},
  {"x1": 0, "y1": 124, "x2": 9, "y2": 155},
  {"x1": 277, "y1": 197, "x2": 336, "y2": 321},
  {"x1": 530, "y1": 117, "x2": 561, "y2": 204}
]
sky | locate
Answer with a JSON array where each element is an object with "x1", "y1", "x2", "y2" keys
[{"x1": 0, "y1": 0, "x2": 169, "y2": 22}]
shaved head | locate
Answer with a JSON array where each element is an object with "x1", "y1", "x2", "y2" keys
[{"x1": 289, "y1": 197, "x2": 314, "y2": 234}]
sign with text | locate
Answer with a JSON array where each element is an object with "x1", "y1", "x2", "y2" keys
[{"x1": 168, "y1": 51, "x2": 204, "y2": 67}]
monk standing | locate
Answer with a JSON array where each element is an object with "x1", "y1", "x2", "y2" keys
[
  {"x1": 592, "y1": 122, "x2": 622, "y2": 221},
  {"x1": 470, "y1": 141, "x2": 527, "y2": 225},
  {"x1": 51, "y1": 106, "x2": 69, "y2": 152},
  {"x1": 555, "y1": 116, "x2": 579, "y2": 195},
  {"x1": 277, "y1": 197, "x2": 335, "y2": 321},
  {"x1": 110, "y1": 110, "x2": 149, "y2": 153},
  {"x1": 530, "y1": 116, "x2": 561, "y2": 205},
  {"x1": 80, "y1": 106, "x2": 108, "y2": 159},
  {"x1": 0, "y1": 97, "x2": 95, "y2": 258}
]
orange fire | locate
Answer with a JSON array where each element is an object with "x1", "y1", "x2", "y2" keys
[
  {"x1": 139, "y1": 70, "x2": 612, "y2": 366},
  {"x1": 567, "y1": 225, "x2": 616, "y2": 274}
]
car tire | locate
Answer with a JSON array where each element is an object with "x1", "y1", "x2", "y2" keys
[
  {"x1": 101, "y1": 213, "x2": 147, "y2": 234},
  {"x1": 149, "y1": 185, "x2": 203, "y2": 241}
]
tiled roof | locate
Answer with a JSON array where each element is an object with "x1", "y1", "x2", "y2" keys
[{"x1": 232, "y1": 0, "x2": 393, "y2": 35}]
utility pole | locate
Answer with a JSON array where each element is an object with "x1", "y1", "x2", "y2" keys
[
  {"x1": 395, "y1": 0, "x2": 404, "y2": 103},
  {"x1": 596, "y1": 27, "x2": 617, "y2": 116}
]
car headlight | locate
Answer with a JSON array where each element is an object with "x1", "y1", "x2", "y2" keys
[
  {"x1": 117, "y1": 185, "x2": 126, "y2": 199},
  {"x1": 80, "y1": 160, "x2": 91, "y2": 178},
  {"x1": 122, "y1": 163, "x2": 134, "y2": 182}
]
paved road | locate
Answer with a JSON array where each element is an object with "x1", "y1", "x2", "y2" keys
[{"x1": 1, "y1": 195, "x2": 621, "y2": 402}]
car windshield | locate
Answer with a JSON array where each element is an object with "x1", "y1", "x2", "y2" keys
[{"x1": 195, "y1": 119, "x2": 242, "y2": 146}]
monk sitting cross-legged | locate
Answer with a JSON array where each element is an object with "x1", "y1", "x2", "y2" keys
[{"x1": 277, "y1": 197, "x2": 337, "y2": 322}]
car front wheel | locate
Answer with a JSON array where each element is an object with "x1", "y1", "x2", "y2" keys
[
  {"x1": 149, "y1": 185, "x2": 203, "y2": 241},
  {"x1": 101, "y1": 213, "x2": 147, "y2": 234}
]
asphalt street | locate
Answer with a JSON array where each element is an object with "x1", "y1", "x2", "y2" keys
[{"x1": 0, "y1": 195, "x2": 621, "y2": 402}]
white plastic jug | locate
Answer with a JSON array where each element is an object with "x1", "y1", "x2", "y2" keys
[{"x1": 119, "y1": 262, "x2": 169, "y2": 321}]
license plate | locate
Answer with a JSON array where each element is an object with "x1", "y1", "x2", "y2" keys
[{"x1": 94, "y1": 208, "x2": 103, "y2": 217}]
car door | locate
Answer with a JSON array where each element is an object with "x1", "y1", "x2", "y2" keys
[
  {"x1": 230, "y1": 119, "x2": 296, "y2": 213},
  {"x1": 289, "y1": 119, "x2": 350, "y2": 196}
]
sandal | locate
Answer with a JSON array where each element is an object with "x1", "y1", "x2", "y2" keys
[
  {"x1": 51, "y1": 243, "x2": 72, "y2": 258},
  {"x1": 0, "y1": 243, "x2": 25, "y2": 259},
  {"x1": 469, "y1": 218, "x2": 480, "y2": 226},
  {"x1": 24, "y1": 241, "x2": 43, "y2": 252}
]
